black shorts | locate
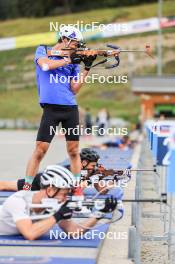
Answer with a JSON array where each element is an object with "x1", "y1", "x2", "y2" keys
[
  {"x1": 37, "y1": 104, "x2": 79, "y2": 143},
  {"x1": 17, "y1": 173, "x2": 42, "y2": 191}
]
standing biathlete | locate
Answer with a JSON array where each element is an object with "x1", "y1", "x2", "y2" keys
[{"x1": 24, "y1": 25, "x2": 97, "y2": 190}]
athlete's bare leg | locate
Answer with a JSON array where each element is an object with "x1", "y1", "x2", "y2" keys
[
  {"x1": 26, "y1": 141, "x2": 50, "y2": 177},
  {"x1": 66, "y1": 141, "x2": 81, "y2": 176}
]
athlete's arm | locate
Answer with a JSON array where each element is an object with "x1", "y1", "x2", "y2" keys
[
  {"x1": 16, "y1": 215, "x2": 97, "y2": 240},
  {"x1": 59, "y1": 217, "x2": 98, "y2": 235},
  {"x1": 60, "y1": 196, "x2": 118, "y2": 234},
  {"x1": 0, "y1": 180, "x2": 18, "y2": 191},
  {"x1": 37, "y1": 57, "x2": 70, "y2": 71},
  {"x1": 70, "y1": 54, "x2": 97, "y2": 94},
  {"x1": 16, "y1": 216, "x2": 56, "y2": 240},
  {"x1": 59, "y1": 196, "x2": 118, "y2": 234},
  {"x1": 94, "y1": 183, "x2": 108, "y2": 194},
  {"x1": 70, "y1": 69, "x2": 89, "y2": 94},
  {"x1": 89, "y1": 173, "x2": 114, "y2": 194},
  {"x1": 15, "y1": 199, "x2": 74, "y2": 240}
]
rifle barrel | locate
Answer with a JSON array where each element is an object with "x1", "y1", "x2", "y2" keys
[
  {"x1": 120, "y1": 49, "x2": 146, "y2": 52},
  {"x1": 123, "y1": 198, "x2": 167, "y2": 203},
  {"x1": 130, "y1": 169, "x2": 156, "y2": 172}
]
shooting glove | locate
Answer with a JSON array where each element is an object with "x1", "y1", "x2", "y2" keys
[
  {"x1": 82, "y1": 55, "x2": 97, "y2": 71},
  {"x1": 93, "y1": 196, "x2": 118, "y2": 220},
  {"x1": 101, "y1": 196, "x2": 118, "y2": 213},
  {"x1": 70, "y1": 52, "x2": 82, "y2": 64},
  {"x1": 53, "y1": 201, "x2": 72, "y2": 222}
]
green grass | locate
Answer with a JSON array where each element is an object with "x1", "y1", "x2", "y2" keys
[
  {"x1": 77, "y1": 82, "x2": 140, "y2": 122},
  {"x1": 136, "y1": 59, "x2": 175, "y2": 75},
  {"x1": 0, "y1": 47, "x2": 35, "y2": 90},
  {"x1": 162, "y1": 61, "x2": 175, "y2": 74},
  {"x1": 0, "y1": 1, "x2": 175, "y2": 37},
  {"x1": 0, "y1": 87, "x2": 42, "y2": 122},
  {"x1": 0, "y1": 82, "x2": 140, "y2": 123}
]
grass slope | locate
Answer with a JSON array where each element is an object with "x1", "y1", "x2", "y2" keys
[{"x1": 0, "y1": 82, "x2": 140, "y2": 123}]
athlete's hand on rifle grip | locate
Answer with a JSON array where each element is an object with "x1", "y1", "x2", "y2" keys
[
  {"x1": 53, "y1": 201, "x2": 72, "y2": 222},
  {"x1": 70, "y1": 52, "x2": 82, "y2": 64},
  {"x1": 97, "y1": 164, "x2": 105, "y2": 173},
  {"x1": 82, "y1": 55, "x2": 97, "y2": 71},
  {"x1": 100, "y1": 196, "x2": 118, "y2": 213}
]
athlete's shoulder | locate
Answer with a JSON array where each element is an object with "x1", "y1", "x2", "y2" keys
[
  {"x1": 9, "y1": 190, "x2": 29, "y2": 199},
  {"x1": 35, "y1": 45, "x2": 46, "y2": 55},
  {"x1": 2, "y1": 191, "x2": 26, "y2": 209},
  {"x1": 34, "y1": 45, "x2": 49, "y2": 64},
  {"x1": 35, "y1": 45, "x2": 53, "y2": 59}
]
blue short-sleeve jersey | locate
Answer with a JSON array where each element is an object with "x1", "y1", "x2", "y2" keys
[{"x1": 34, "y1": 45, "x2": 80, "y2": 105}]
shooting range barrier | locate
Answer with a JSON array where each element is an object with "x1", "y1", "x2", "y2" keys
[{"x1": 128, "y1": 120, "x2": 175, "y2": 264}]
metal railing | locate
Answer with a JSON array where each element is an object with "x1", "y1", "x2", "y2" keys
[{"x1": 128, "y1": 138, "x2": 175, "y2": 263}]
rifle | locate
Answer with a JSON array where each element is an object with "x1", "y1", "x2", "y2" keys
[
  {"x1": 85, "y1": 165, "x2": 157, "y2": 183},
  {"x1": 95, "y1": 164, "x2": 156, "y2": 176},
  {"x1": 28, "y1": 191, "x2": 166, "y2": 223},
  {"x1": 47, "y1": 44, "x2": 153, "y2": 69},
  {"x1": 28, "y1": 196, "x2": 124, "y2": 221}
]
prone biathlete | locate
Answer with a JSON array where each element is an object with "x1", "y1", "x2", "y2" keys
[
  {"x1": 23, "y1": 25, "x2": 97, "y2": 190},
  {"x1": 0, "y1": 149, "x2": 119, "y2": 193},
  {"x1": 0, "y1": 165, "x2": 117, "y2": 239}
]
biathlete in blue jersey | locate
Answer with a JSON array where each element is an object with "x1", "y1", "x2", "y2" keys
[{"x1": 23, "y1": 25, "x2": 97, "y2": 190}]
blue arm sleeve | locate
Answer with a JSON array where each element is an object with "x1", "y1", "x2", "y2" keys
[{"x1": 34, "y1": 46, "x2": 47, "y2": 65}]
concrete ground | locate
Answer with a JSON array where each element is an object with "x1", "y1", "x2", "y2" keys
[
  {"x1": 0, "y1": 130, "x2": 106, "y2": 179},
  {"x1": 0, "y1": 130, "x2": 67, "y2": 179}
]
